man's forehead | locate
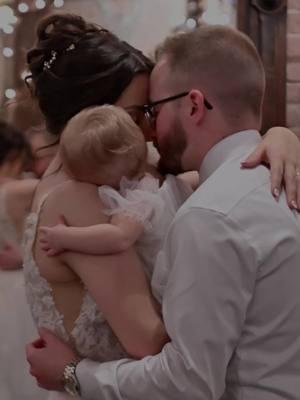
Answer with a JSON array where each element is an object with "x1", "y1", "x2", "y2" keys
[{"x1": 150, "y1": 58, "x2": 170, "y2": 99}]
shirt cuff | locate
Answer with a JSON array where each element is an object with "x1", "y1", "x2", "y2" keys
[{"x1": 77, "y1": 358, "x2": 126, "y2": 400}]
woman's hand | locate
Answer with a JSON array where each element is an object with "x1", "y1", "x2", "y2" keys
[{"x1": 242, "y1": 127, "x2": 300, "y2": 209}]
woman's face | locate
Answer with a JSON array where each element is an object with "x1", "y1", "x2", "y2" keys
[
  {"x1": 115, "y1": 74, "x2": 154, "y2": 142},
  {"x1": 30, "y1": 133, "x2": 56, "y2": 178}
]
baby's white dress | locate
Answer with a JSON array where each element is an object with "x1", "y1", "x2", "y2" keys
[{"x1": 98, "y1": 174, "x2": 193, "y2": 278}]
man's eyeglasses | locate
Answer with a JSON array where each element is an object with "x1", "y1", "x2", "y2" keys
[{"x1": 126, "y1": 91, "x2": 213, "y2": 129}]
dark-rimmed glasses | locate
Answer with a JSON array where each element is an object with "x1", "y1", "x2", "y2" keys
[{"x1": 126, "y1": 91, "x2": 213, "y2": 129}]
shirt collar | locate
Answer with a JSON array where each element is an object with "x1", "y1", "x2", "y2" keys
[{"x1": 199, "y1": 130, "x2": 262, "y2": 183}]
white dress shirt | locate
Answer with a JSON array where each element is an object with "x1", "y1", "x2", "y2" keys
[{"x1": 77, "y1": 130, "x2": 300, "y2": 400}]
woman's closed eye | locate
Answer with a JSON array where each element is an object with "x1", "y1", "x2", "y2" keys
[{"x1": 126, "y1": 109, "x2": 145, "y2": 126}]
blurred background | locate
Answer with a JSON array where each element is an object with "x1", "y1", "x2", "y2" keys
[{"x1": 0, "y1": 0, "x2": 298, "y2": 135}]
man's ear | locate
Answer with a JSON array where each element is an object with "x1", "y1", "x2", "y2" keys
[{"x1": 186, "y1": 89, "x2": 206, "y2": 124}]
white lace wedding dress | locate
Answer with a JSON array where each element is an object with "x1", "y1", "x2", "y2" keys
[
  {"x1": 0, "y1": 187, "x2": 47, "y2": 400},
  {"x1": 23, "y1": 175, "x2": 192, "y2": 399}
]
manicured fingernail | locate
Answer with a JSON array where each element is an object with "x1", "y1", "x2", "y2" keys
[
  {"x1": 273, "y1": 188, "x2": 280, "y2": 198},
  {"x1": 291, "y1": 200, "x2": 298, "y2": 210},
  {"x1": 240, "y1": 162, "x2": 246, "y2": 168}
]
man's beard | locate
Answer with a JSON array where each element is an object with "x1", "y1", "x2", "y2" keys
[{"x1": 157, "y1": 118, "x2": 187, "y2": 175}]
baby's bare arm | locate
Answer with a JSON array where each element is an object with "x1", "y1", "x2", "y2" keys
[{"x1": 40, "y1": 214, "x2": 144, "y2": 256}]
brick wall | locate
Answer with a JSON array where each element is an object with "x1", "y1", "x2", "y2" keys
[{"x1": 287, "y1": 0, "x2": 300, "y2": 136}]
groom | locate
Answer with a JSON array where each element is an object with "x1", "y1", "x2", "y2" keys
[{"x1": 27, "y1": 25, "x2": 300, "y2": 399}]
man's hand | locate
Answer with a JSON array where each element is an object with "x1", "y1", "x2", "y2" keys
[
  {"x1": 0, "y1": 241, "x2": 22, "y2": 270},
  {"x1": 242, "y1": 127, "x2": 300, "y2": 209},
  {"x1": 39, "y1": 216, "x2": 68, "y2": 256},
  {"x1": 26, "y1": 328, "x2": 79, "y2": 391}
]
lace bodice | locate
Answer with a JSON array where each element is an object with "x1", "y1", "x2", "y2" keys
[{"x1": 22, "y1": 199, "x2": 127, "y2": 362}]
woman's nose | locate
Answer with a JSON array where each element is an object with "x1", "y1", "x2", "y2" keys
[{"x1": 150, "y1": 127, "x2": 157, "y2": 142}]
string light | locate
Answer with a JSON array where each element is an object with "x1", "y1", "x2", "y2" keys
[
  {"x1": 0, "y1": 5, "x2": 18, "y2": 33},
  {"x1": 53, "y1": 0, "x2": 64, "y2": 8},
  {"x1": 3, "y1": 25, "x2": 14, "y2": 34},
  {"x1": 3, "y1": 47, "x2": 14, "y2": 58},
  {"x1": 18, "y1": 3, "x2": 29, "y2": 13},
  {"x1": 1, "y1": 0, "x2": 64, "y2": 104},
  {"x1": 35, "y1": 0, "x2": 46, "y2": 9},
  {"x1": 5, "y1": 89, "x2": 16, "y2": 100},
  {"x1": 186, "y1": 18, "x2": 197, "y2": 29}
]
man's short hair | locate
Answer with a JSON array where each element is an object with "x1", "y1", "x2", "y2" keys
[{"x1": 156, "y1": 25, "x2": 266, "y2": 123}]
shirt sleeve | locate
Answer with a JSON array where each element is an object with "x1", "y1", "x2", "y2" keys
[{"x1": 77, "y1": 207, "x2": 257, "y2": 400}]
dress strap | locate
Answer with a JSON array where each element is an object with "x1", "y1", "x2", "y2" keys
[
  {"x1": 35, "y1": 180, "x2": 72, "y2": 216},
  {"x1": 36, "y1": 191, "x2": 52, "y2": 215}
]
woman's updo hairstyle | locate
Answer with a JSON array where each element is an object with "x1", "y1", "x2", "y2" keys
[{"x1": 26, "y1": 14, "x2": 153, "y2": 136}]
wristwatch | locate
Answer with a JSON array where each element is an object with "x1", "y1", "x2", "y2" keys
[{"x1": 63, "y1": 357, "x2": 82, "y2": 397}]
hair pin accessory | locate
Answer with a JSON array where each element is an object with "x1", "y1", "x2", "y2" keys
[
  {"x1": 43, "y1": 50, "x2": 57, "y2": 71},
  {"x1": 43, "y1": 43, "x2": 76, "y2": 71}
]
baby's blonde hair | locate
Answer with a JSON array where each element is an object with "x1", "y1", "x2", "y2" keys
[{"x1": 60, "y1": 105, "x2": 147, "y2": 185}]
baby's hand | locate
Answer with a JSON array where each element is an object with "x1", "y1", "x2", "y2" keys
[{"x1": 39, "y1": 217, "x2": 68, "y2": 257}]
